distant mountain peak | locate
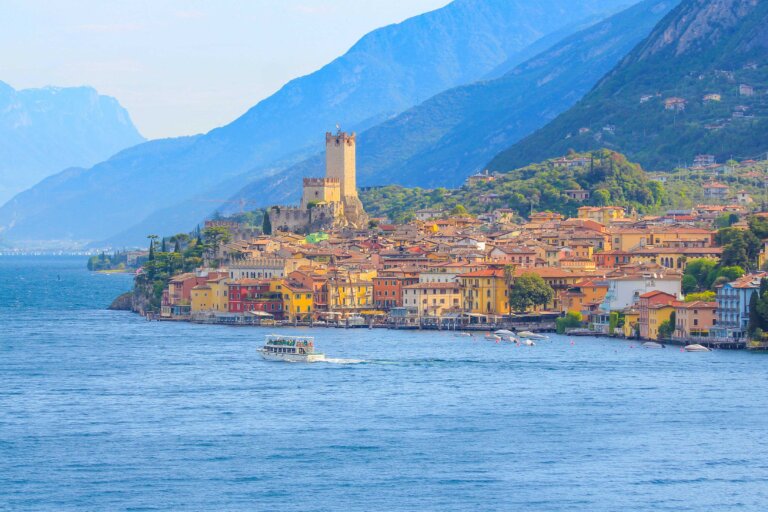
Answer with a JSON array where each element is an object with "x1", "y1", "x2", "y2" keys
[{"x1": 629, "y1": 0, "x2": 764, "y2": 62}]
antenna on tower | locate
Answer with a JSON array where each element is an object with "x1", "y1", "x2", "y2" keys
[{"x1": 336, "y1": 123, "x2": 341, "y2": 134}]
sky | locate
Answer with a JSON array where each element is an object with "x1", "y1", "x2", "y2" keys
[{"x1": 0, "y1": 0, "x2": 450, "y2": 140}]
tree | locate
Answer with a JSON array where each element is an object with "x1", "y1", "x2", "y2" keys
[
  {"x1": 721, "y1": 236, "x2": 749, "y2": 269},
  {"x1": 147, "y1": 235, "x2": 158, "y2": 261},
  {"x1": 450, "y1": 204, "x2": 468, "y2": 217},
  {"x1": 262, "y1": 210, "x2": 272, "y2": 235},
  {"x1": 682, "y1": 274, "x2": 698, "y2": 295},
  {"x1": 684, "y1": 291, "x2": 716, "y2": 302},
  {"x1": 202, "y1": 226, "x2": 232, "y2": 266},
  {"x1": 509, "y1": 273, "x2": 555, "y2": 312},
  {"x1": 683, "y1": 258, "x2": 718, "y2": 291},
  {"x1": 658, "y1": 311, "x2": 676, "y2": 340},
  {"x1": 556, "y1": 311, "x2": 583, "y2": 334}
]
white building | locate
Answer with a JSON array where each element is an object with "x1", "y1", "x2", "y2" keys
[{"x1": 600, "y1": 273, "x2": 682, "y2": 312}]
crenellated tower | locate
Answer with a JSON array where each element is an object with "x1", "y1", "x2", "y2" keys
[{"x1": 325, "y1": 129, "x2": 368, "y2": 228}]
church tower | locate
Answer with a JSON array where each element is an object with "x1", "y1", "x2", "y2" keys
[{"x1": 325, "y1": 129, "x2": 368, "y2": 228}]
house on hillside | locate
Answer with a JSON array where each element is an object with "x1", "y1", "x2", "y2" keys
[
  {"x1": 564, "y1": 189, "x2": 590, "y2": 202},
  {"x1": 694, "y1": 154, "x2": 716, "y2": 167},
  {"x1": 703, "y1": 181, "x2": 729, "y2": 201},
  {"x1": 664, "y1": 97, "x2": 687, "y2": 111},
  {"x1": 739, "y1": 84, "x2": 755, "y2": 97},
  {"x1": 703, "y1": 93, "x2": 722, "y2": 103}
]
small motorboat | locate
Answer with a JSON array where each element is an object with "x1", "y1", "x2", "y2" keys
[
  {"x1": 485, "y1": 333, "x2": 502, "y2": 342},
  {"x1": 642, "y1": 342, "x2": 665, "y2": 349},
  {"x1": 685, "y1": 344, "x2": 711, "y2": 352},
  {"x1": 521, "y1": 339, "x2": 536, "y2": 347},
  {"x1": 495, "y1": 329, "x2": 514, "y2": 336},
  {"x1": 518, "y1": 331, "x2": 547, "y2": 340},
  {"x1": 454, "y1": 332, "x2": 473, "y2": 338}
]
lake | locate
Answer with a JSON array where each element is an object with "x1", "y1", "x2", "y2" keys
[{"x1": 1, "y1": 256, "x2": 767, "y2": 511}]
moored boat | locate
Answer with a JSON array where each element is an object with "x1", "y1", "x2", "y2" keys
[
  {"x1": 684, "y1": 344, "x2": 711, "y2": 353},
  {"x1": 518, "y1": 331, "x2": 547, "y2": 340},
  {"x1": 642, "y1": 342, "x2": 665, "y2": 349},
  {"x1": 259, "y1": 335, "x2": 326, "y2": 363}
]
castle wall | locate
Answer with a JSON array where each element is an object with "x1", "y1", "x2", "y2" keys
[{"x1": 301, "y1": 178, "x2": 341, "y2": 208}]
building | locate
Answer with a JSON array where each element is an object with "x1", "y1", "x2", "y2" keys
[
  {"x1": 229, "y1": 255, "x2": 310, "y2": 280},
  {"x1": 703, "y1": 94, "x2": 722, "y2": 103},
  {"x1": 735, "y1": 190, "x2": 754, "y2": 205},
  {"x1": 373, "y1": 270, "x2": 419, "y2": 310},
  {"x1": 414, "y1": 209, "x2": 445, "y2": 221},
  {"x1": 458, "y1": 268, "x2": 510, "y2": 316},
  {"x1": 578, "y1": 206, "x2": 624, "y2": 225},
  {"x1": 227, "y1": 279, "x2": 284, "y2": 319},
  {"x1": 739, "y1": 84, "x2": 755, "y2": 97},
  {"x1": 268, "y1": 130, "x2": 368, "y2": 232},
  {"x1": 674, "y1": 301, "x2": 718, "y2": 341},
  {"x1": 664, "y1": 97, "x2": 687, "y2": 111},
  {"x1": 637, "y1": 291, "x2": 677, "y2": 340},
  {"x1": 274, "y1": 281, "x2": 314, "y2": 322},
  {"x1": 564, "y1": 189, "x2": 590, "y2": 202},
  {"x1": 712, "y1": 273, "x2": 767, "y2": 339},
  {"x1": 703, "y1": 181, "x2": 729, "y2": 201},
  {"x1": 601, "y1": 270, "x2": 681, "y2": 312},
  {"x1": 402, "y1": 282, "x2": 461, "y2": 317},
  {"x1": 694, "y1": 154, "x2": 716, "y2": 166},
  {"x1": 466, "y1": 170, "x2": 495, "y2": 186}
]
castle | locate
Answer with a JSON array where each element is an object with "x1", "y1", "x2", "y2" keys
[{"x1": 268, "y1": 130, "x2": 369, "y2": 232}]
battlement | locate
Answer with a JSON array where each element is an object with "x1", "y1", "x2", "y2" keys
[
  {"x1": 303, "y1": 177, "x2": 340, "y2": 187},
  {"x1": 326, "y1": 131, "x2": 356, "y2": 145}
]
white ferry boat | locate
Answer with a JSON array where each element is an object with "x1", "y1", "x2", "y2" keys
[{"x1": 259, "y1": 335, "x2": 326, "y2": 363}]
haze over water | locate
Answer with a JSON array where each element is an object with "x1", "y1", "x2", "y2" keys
[{"x1": 2, "y1": 257, "x2": 767, "y2": 510}]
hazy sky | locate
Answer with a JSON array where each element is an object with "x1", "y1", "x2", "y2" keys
[{"x1": 0, "y1": 0, "x2": 449, "y2": 139}]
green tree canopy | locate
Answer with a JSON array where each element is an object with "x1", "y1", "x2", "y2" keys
[{"x1": 509, "y1": 273, "x2": 555, "y2": 312}]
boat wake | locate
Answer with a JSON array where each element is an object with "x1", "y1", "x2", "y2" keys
[{"x1": 322, "y1": 357, "x2": 368, "y2": 365}]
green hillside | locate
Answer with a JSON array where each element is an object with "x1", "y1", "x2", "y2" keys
[
  {"x1": 361, "y1": 150, "x2": 665, "y2": 222},
  {"x1": 489, "y1": 0, "x2": 768, "y2": 171}
]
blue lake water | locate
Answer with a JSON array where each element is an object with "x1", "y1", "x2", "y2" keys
[{"x1": 1, "y1": 256, "x2": 768, "y2": 511}]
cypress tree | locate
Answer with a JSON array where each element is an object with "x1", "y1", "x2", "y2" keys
[
  {"x1": 161, "y1": 238, "x2": 167, "y2": 253},
  {"x1": 262, "y1": 210, "x2": 272, "y2": 235}
]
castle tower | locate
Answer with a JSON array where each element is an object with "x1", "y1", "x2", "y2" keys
[
  {"x1": 325, "y1": 129, "x2": 368, "y2": 228},
  {"x1": 325, "y1": 131, "x2": 358, "y2": 200}
]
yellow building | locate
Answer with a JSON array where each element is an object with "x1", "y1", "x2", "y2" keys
[
  {"x1": 623, "y1": 310, "x2": 640, "y2": 338},
  {"x1": 191, "y1": 277, "x2": 230, "y2": 314},
  {"x1": 458, "y1": 268, "x2": 509, "y2": 316},
  {"x1": 609, "y1": 227, "x2": 714, "y2": 252},
  {"x1": 328, "y1": 280, "x2": 374, "y2": 315},
  {"x1": 578, "y1": 206, "x2": 625, "y2": 225},
  {"x1": 647, "y1": 304, "x2": 676, "y2": 341},
  {"x1": 207, "y1": 277, "x2": 230, "y2": 312},
  {"x1": 191, "y1": 284, "x2": 213, "y2": 314},
  {"x1": 403, "y1": 282, "x2": 461, "y2": 317},
  {"x1": 271, "y1": 280, "x2": 314, "y2": 322}
]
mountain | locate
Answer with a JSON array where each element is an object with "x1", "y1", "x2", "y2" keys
[
  {"x1": 229, "y1": 0, "x2": 677, "y2": 207},
  {"x1": 0, "y1": 0, "x2": 635, "y2": 248},
  {"x1": 0, "y1": 82, "x2": 144, "y2": 204},
  {"x1": 489, "y1": 0, "x2": 768, "y2": 171}
]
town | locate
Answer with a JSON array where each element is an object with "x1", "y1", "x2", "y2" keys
[{"x1": 126, "y1": 130, "x2": 768, "y2": 351}]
